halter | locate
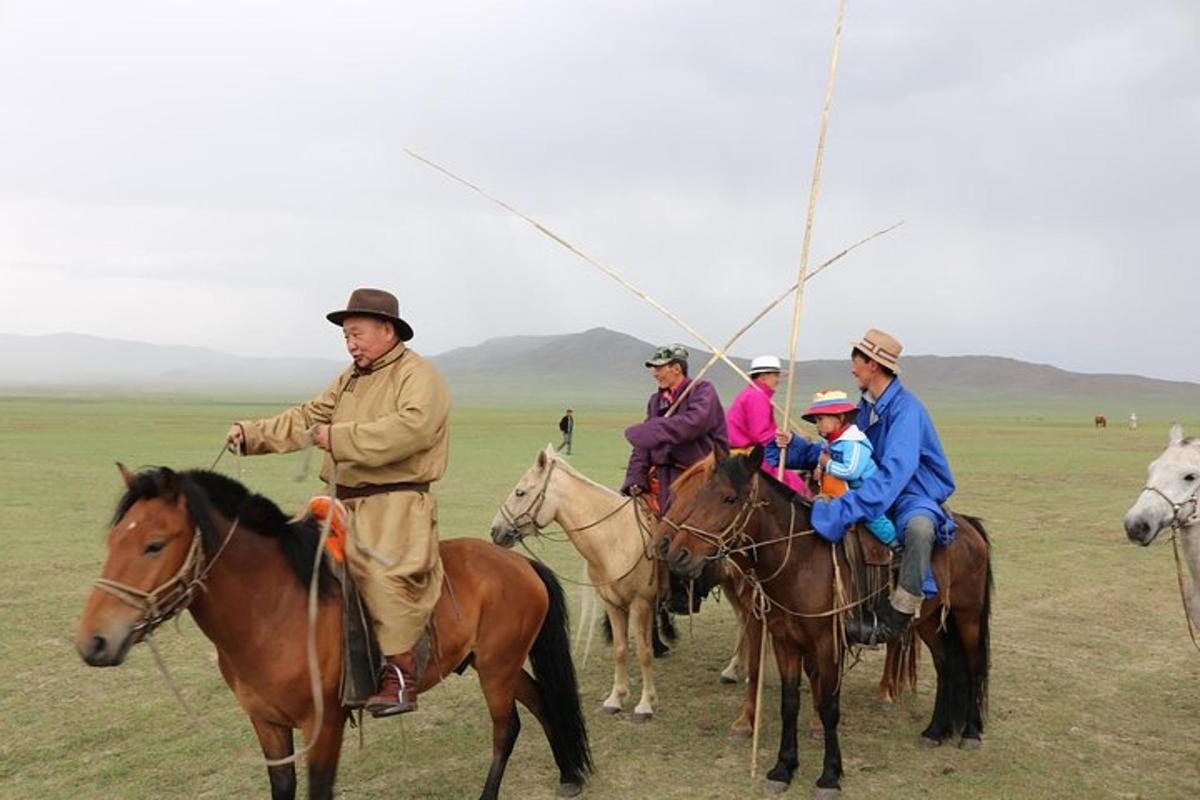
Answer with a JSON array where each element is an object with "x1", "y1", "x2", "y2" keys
[
  {"x1": 1140, "y1": 481, "x2": 1200, "y2": 535},
  {"x1": 663, "y1": 475, "x2": 770, "y2": 562},
  {"x1": 499, "y1": 459, "x2": 559, "y2": 533},
  {"x1": 93, "y1": 516, "x2": 240, "y2": 638}
]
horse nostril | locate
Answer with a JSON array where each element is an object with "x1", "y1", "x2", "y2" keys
[
  {"x1": 90, "y1": 635, "x2": 108, "y2": 659},
  {"x1": 656, "y1": 537, "x2": 671, "y2": 558}
]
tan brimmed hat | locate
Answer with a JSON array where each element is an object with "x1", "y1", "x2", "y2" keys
[
  {"x1": 850, "y1": 328, "x2": 902, "y2": 373},
  {"x1": 326, "y1": 288, "x2": 414, "y2": 341}
]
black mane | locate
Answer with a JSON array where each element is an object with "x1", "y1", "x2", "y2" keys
[
  {"x1": 113, "y1": 467, "x2": 334, "y2": 596},
  {"x1": 720, "y1": 454, "x2": 813, "y2": 509}
]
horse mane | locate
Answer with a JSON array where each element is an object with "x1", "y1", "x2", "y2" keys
[
  {"x1": 671, "y1": 453, "x2": 717, "y2": 493},
  {"x1": 113, "y1": 468, "x2": 334, "y2": 596},
  {"x1": 547, "y1": 451, "x2": 622, "y2": 496},
  {"x1": 717, "y1": 454, "x2": 812, "y2": 509}
]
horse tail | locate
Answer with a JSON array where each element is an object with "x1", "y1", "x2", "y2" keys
[
  {"x1": 527, "y1": 560, "x2": 593, "y2": 784},
  {"x1": 940, "y1": 513, "x2": 992, "y2": 734}
]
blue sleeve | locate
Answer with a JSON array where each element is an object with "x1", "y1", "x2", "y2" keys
[
  {"x1": 811, "y1": 403, "x2": 922, "y2": 538},
  {"x1": 765, "y1": 435, "x2": 822, "y2": 470},
  {"x1": 826, "y1": 440, "x2": 870, "y2": 482}
]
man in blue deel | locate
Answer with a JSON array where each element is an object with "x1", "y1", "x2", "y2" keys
[{"x1": 769, "y1": 328, "x2": 956, "y2": 645}]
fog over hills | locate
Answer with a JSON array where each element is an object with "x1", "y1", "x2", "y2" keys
[{"x1": 3, "y1": 329, "x2": 1197, "y2": 413}]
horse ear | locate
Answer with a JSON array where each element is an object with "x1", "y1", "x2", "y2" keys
[
  {"x1": 158, "y1": 467, "x2": 179, "y2": 498},
  {"x1": 712, "y1": 443, "x2": 730, "y2": 462},
  {"x1": 1169, "y1": 423, "x2": 1185, "y2": 446},
  {"x1": 537, "y1": 448, "x2": 549, "y2": 468},
  {"x1": 116, "y1": 462, "x2": 134, "y2": 487},
  {"x1": 748, "y1": 444, "x2": 765, "y2": 472}
]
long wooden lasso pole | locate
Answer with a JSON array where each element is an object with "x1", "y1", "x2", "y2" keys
[{"x1": 755, "y1": 0, "x2": 849, "y2": 781}]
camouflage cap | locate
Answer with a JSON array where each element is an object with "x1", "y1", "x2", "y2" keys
[{"x1": 644, "y1": 343, "x2": 690, "y2": 368}]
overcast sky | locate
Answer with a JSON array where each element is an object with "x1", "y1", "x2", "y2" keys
[{"x1": 1, "y1": 1, "x2": 1196, "y2": 380}]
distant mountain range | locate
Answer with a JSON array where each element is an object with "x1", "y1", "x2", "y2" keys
[{"x1": 2, "y1": 329, "x2": 1197, "y2": 413}]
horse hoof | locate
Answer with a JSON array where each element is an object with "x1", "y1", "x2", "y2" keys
[
  {"x1": 812, "y1": 788, "x2": 841, "y2": 800},
  {"x1": 919, "y1": 736, "x2": 943, "y2": 749},
  {"x1": 558, "y1": 782, "x2": 583, "y2": 798},
  {"x1": 631, "y1": 711, "x2": 653, "y2": 724},
  {"x1": 808, "y1": 726, "x2": 823, "y2": 741},
  {"x1": 766, "y1": 779, "x2": 791, "y2": 795},
  {"x1": 873, "y1": 700, "x2": 894, "y2": 714},
  {"x1": 729, "y1": 725, "x2": 753, "y2": 739},
  {"x1": 599, "y1": 705, "x2": 621, "y2": 716},
  {"x1": 719, "y1": 673, "x2": 739, "y2": 685},
  {"x1": 959, "y1": 737, "x2": 982, "y2": 751}
]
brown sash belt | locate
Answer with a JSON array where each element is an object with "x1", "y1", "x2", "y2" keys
[{"x1": 335, "y1": 481, "x2": 431, "y2": 499}]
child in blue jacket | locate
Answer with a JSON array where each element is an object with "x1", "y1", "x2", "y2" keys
[{"x1": 802, "y1": 390, "x2": 899, "y2": 551}]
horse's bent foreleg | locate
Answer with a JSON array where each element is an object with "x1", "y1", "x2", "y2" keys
[
  {"x1": 601, "y1": 603, "x2": 630, "y2": 714},
  {"x1": 722, "y1": 594, "x2": 749, "y2": 684},
  {"x1": 251, "y1": 718, "x2": 296, "y2": 800},
  {"x1": 729, "y1": 615, "x2": 761, "y2": 737},
  {"x1": 765, "y1": 637, "x2": 803, "y2": 793},
  {"x1": 630, "y1": 598, "x2": 658, "y2": 721}
]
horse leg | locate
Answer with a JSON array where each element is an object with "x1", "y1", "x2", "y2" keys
[
  {"x1": 250, "y1": 718, "x2": 296, "y2": 800},
  {"x1": 477, "y1": 666, "x2": 522, "y2": 800},
  {"x1": 600, "y1": 603, "x2": 630, "y2": 714},
  {"x1": 805, "y1": 657, "x2": 824, "y2": 740},
  {"x1": 953, "y1": 605, "x2": 986, "y2": 748},
  {"x1": 513, "y1": 668, "x2": 584, "y2": 798},
  {"x1": 729, "y1": 614, "x2": 760, "y2": 737},
  {"x1": 722, "y1": 595, "x2": 749, "y2": 684},
  {"x1": 915, "y1": 612, "x2": 952, "y2": 747},
  {"x1": 630, "y1": 597, "x2": 658, "y2": 722},
  {"x1": 764, "y1": 638, "x2": 803, "y2": 794},
  {"x1": 302, "y1": 709, "x2": 346, "y2": 800},
  {"x1": 809, "y1": 640, "x2": 844, "y2": 796},
  {"x1": 877, "y1": 639, "x2": 900, "y2": 709}
]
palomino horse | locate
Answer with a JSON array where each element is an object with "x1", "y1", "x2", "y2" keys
[
  {"x1": 491, "y1": 446, "x2": 663, "y2": 721},
  {"x1": 1123, "y1": 424, "x2": 1200, "y2": 633},
  {"x1": 661, "y1": 449, "x2": 992, "y2": 797},
  {"x1": 76, "y1": 466, "x2": 592, "y2": 800},
  {"x1": 665, "y1": 456, "x2": 918, "y2": 740}
]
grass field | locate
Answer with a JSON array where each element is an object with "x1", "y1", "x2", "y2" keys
[{"x1": 2, "y1": 393, "x2": 1199, "y2": 799}]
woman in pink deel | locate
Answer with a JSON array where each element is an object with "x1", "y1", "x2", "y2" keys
[{"x1": 725, "y1": 355, "x2": 812, "y2": 497}]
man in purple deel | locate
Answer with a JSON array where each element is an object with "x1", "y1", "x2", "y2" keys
[
  {"x1": 622, "y1": 343, "x2": 728, "y2": 615},
  {"x1": 621, "y1": 343, "x2": 729, "y2": 514}
]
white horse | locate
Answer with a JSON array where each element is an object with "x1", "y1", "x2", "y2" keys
[
  {"x1": 491, "y1": 446, "x2": 662, "y2": 721},
  {"x1": 1123, "y1": 423, "x2": 1200, "y2": 629}
]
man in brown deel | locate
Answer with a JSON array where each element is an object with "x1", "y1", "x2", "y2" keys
[{"x1": 225, "y1": 288, "x2": 450, "y2": 718}]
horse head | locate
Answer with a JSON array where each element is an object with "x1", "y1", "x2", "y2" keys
[
  {"x1": 660, "y1": 447, "x2": 764, "y2": 581},
  {"x1": 76, "y1": 464, "x2": 198, "y2": 667},
  {"x1": 1124, "y1": 424, "x2": 1200, "y2": 546},
  {"x1": 491, "y1": 445, "x2": 562, "y2": 547}
]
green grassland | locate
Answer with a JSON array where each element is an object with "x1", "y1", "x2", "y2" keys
[{"x1": 2, "y1": 393, "x2": 1199, "y2": 799}]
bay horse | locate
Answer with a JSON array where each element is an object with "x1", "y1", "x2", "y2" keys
[
  {"x1": 490, "y1": 446, "x2": 663, "y2": 721},
  {"x1": 665, "y1": 456, "x2": 917, "y2": 741},
  {"x1": 660, "y1": 448, "x2": 992, "y2": 797},
  {"x1": 75, "y1": 465, "x2": 592, "y2": 800},
  {"x1": 1095, "y1": 415, "x2": 1108, "y2": 429}
]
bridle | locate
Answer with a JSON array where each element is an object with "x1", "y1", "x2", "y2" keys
[
  {"x1": 1140, "y1": 480, "x2": 1200, "y2": 538},
  {"x1": 93, "y1": 515, "x2": 240, "y2": 639},
  {"x1": 499, "y1": 459, "x2": 560, "y2": 534},
  {"x1": 661, "y1": 475, "x2": 771, "y2": 562}
]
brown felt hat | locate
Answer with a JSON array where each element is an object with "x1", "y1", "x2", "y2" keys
[
  {"x1": 850, "y1": 328, "x2": 902, "y2": 373},
  {"x1": 326, "y1": 288, "x2": 414, "y2": 341}
]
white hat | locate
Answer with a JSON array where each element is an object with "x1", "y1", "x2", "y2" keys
[{"x1": 748, "y1": 355, "x2": 783, "y2": 375}]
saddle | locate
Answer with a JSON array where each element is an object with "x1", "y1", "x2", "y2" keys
[{"x1": 837, "y1": 524, "x2": 895, "y2": 623}]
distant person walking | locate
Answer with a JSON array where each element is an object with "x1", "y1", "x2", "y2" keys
[
  {"x1": 1130, "y1": 412, "x2": 1138, "y2": 430},
  {"x1": 557, "y1": 408, "x2": 575, "y2": 454}
]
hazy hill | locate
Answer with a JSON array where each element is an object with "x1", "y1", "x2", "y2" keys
[{"x1": 1, "y1": 329, "x2": 1196, "y2": 415}]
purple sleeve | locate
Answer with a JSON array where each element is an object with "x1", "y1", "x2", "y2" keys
[
  {"x1": 625, "y1": 382, "x2": 719, "y2": 449},
  {"x1": 621, "y1": 396, "x2": 655, "y2": 494}
]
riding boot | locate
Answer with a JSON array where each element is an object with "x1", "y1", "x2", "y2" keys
[
  {"x1": 845, "y1": 586, "x2": 923, "y2": 646},
  {"x1": 364, "y1": 652, "x2": 419, "y2": 717}
]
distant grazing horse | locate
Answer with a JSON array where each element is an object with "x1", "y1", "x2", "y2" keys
[
  {"x1": 1095, "y1": 415, "x2": 1108, "y2": 428},
  {"x1": 76, "y1": 466, "x2": 591, "y2": 800},
  {"x1": 491, "y1": 446, "x2": 670, "y2": 721},
  {"x1": 660, "y1": 448, "x2": 992, "y2": 797},
  {"x1": 1123, "y1": 424, "x2": 1200, "y2": 635}
]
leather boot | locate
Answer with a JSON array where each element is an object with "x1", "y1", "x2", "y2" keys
[
  {"x1": 846, "y1": 587, "x2": 923, "y2": 646},
  {"x1": 364, "y1": 652, "x2": 419, "y2": 717}
]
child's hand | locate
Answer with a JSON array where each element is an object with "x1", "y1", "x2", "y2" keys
[
  {"x1": 813, "y1": 465, "x2": 824, "y2": 482},
  {"x1": 775, "y1": 431, "x2": 793, "y2": 449},
  {"x1": 819, "y1": 452, "x2": 831, "y2": 468}
]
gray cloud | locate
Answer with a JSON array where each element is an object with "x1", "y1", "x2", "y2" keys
[{"x1": 0, "y1": 0, "x2": 1196, "y2": 377}]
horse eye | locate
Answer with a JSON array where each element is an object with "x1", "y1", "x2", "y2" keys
[
  {"x1": 1186, "y1": 474, "x2": 1198, "y2": 483},
  {"x1": 723, "y1": 495, "x2": 738, "y2": 505},
  {"x1": 514, "y1": 489, "x2": 526, "y2": 498},
  {"x1": 143, "y1": 541, "x2": 166, "y2": 555}
]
